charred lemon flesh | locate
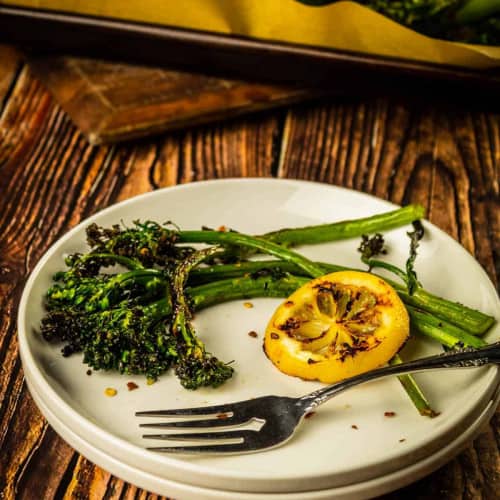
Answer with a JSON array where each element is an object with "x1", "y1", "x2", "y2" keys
[{"x1": 264, "y1": 271, "x2": 409, "y2": 383}]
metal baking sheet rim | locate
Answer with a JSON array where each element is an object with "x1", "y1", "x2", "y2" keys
[{"x1": 1, "y1": 5, "x2": 499, "y2": 91}]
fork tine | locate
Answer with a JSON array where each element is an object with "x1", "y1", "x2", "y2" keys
[
  {"x1": 143, "y1": 429, "x2": 251, "y2": 442},
  {"x1": 139, "y1": 414, "x2": 250, "y2": 429},
  {"x1": 136, "y1": 403, "x2": 235, "y2": 417},
  {"x1": 146, "y1": 442, "x2": 252, "y2": 454}
]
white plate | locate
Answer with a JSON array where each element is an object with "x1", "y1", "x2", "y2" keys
[
  {"x1": 24, "y1": 372, "x2": 500, "y2": 500},
  {"x1": 18, "y1": 179, "x2": 500, "y2": 496}
]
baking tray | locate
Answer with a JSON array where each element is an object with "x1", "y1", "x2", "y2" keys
[{"x1": 1, "y1": 5, "x2": 499, "y2": 98}]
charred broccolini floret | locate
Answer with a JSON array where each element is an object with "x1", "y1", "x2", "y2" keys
[
  {"x1": 40, "y1": 221, "x2": 235, "y2": 387},
  {"x1": 41, "y1": 299, "x2": 178, "y2": 380},
  {"x1": 358, "y1": 220, "x2": 425, "y2": 295},
  {"x1": 40, "y1": 221, "x2": 182, "y2": 382},
  {"x1": 41, "y1": 240, "x2": 178, "y2": 380},
  {"x1": 46, "y1": 267, "x2": 165, "y2": 313},
  {"x1": 85, "y1": 220, "x2": 194, "y2": 268}
]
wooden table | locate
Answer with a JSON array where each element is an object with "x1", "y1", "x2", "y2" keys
[{"x1": 1, "y1": 46, "x2": 499, "y2": 499}]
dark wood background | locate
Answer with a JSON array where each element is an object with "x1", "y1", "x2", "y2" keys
[{"x1": 0, "y1": 44, "x2": 499, "y2": 499}]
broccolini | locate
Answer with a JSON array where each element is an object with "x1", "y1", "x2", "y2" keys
[
  {"x1": 297, "y1": 0, "x2": 500, "y2": 44},
  {"x1": 38, "y1": 206, "x2": 495, "y2": 401}
]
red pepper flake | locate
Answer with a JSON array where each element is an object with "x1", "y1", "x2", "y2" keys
[
  {"x1": 127, "y1": 382, "x2": 139, "y2": 391},
  {"x1": 284, "y1": 301, "x2": 294, "y2": 308},
  {"x1": 270, "y1": 332, "x2": 280, "y2": 340},
  {"x1": 305, "y1": 412, "x2": 316, "y2": 419},
  {"x1": 384, "y1": 411, "x2": 396, "y2": 417},
  {"x1": 217, "y1": 225, "x2": 228, "y2": 232},
  {"x1": 399, "y1": 438, "x2": 406, "y2": 443},
  {"x1": 243, "y1": 302, "x2": 254, "y2": 309},
  {"x1": 217, "y1": 413, "x2": 230, "y2": 419},
  {"x1": 351, "y1": 424, "x2": 358, "y2": 430},
  {"x1": 248, "y1": 331, "x2": 258, "y2": 338}
]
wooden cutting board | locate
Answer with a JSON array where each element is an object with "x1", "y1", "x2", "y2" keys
[{"x1": 28, "y1": 55, "x2": 316, "y2": 144}]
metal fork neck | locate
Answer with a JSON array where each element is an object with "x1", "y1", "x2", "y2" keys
[{"x1": 299, "y1": 342, "x2": 500, "y2": 412}]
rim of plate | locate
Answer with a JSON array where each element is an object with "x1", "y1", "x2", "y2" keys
[{"x1": 17, "y1": 178, "x2": 500, "y2": 493}]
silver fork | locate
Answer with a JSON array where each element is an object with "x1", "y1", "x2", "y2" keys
[{"x1": 137, "y1": 342, "x2": 500, "y2": 454}]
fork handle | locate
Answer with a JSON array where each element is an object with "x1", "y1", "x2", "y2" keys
[{"x1": 300, "y1": 342, "x2": 500, "y2": 411}]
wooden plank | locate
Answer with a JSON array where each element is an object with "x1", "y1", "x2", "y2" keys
[
  {"x1": 278, "y1": 98, "x2": 499, "y2": 287},
  {"x1": 28, "y1": 55, "x2": 314, "y2": 145}
]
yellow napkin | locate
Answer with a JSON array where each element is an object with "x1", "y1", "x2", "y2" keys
[{"x1": 3, "y1": 0, "x2": 499, "y2": 68}]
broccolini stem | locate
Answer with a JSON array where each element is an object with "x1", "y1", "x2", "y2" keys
[
  {"x1": 143, "y1": 296, "x2": 172, "y2": 319},
  {"x1": 186, "y1": 275, "x2": 484, "y2": 350},
  {"x1": 360, "y1": 257, "x2": 409, "y2": 283},
  {"x1": 398, "y1": 287, "x2": 494, "y2": 336},
  {"x1": 261, "y1": 204, "x2": 425, "y2": 247},
  {"x1": 141, "y1": 275, "x2": 307, "y2": 320},
  {"x1": 177, "y1": 231, "x2": 325, "y2": 278},
  {"x1": 390, "y1": 355, "x2": 440, "y2": 418},
  {"x1": 137, "y1": 274, "x2": 487, "y2": 353},
  {"x1": 408, "y1": 307, "x2": 486, "y2": 349},
  {"x1": 182, "y1": 205, "x2": 425, "y2": 262},
  {"x1": 172, "y1": 246, "x2": 221, "y2": 348},
  {"x1": 94, "y1": 269, "x2": 164, "y2": 310},
  {"x1": 113, "y1": 269, "x2": 162, "y2": 283},
  {"x1": 188, "y1": 260, "x2": 495, "y2": 335},
  {"x1": 188, "y1": 274, "x2": 308, "y2": 310},
  {"x1": 188, "y1": 260, "x2": 346, "y2": 284}
]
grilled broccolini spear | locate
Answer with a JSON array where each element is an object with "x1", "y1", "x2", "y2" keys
[{"x1": 170, "y1": 246, "x2": 234, "y2": 389}]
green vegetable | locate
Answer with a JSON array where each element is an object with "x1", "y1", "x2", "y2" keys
[
  {"x1": 190, "y1": 259, "x2": 494, "y2": 335},
  {"x1": 295, "y1": 0, "x2": 500, "y2": 45},
  {"x1": 207, "y1": 205, "x2": 425, "y2": 262},
  {"x1": 177, "y1": 229, "x2": 325, "y2": 278},
  {"x1": 189, "y1": 275, "x2": 487, "y2": 356},
  {"x1": 170, "y1": 246, "x2": 234, "y2": 389},
  {"x1": 358, "y1": 228, "x2": 423, "y2": 295},
  {"x1": 390, "y1": 355, "x2": 440, "y2": 418},
  {"x1": 262, "y1": 204, "x2": 425, "y2": 248},
  {"x1": 38, "y1": 207, "x2": 495, "y2": 411},
  {"x1": 40, "y1": 300, "x2": 178, "y2": 380}
]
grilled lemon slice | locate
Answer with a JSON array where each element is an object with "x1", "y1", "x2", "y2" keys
[{"x1": 264, "y1": 271, "x2": 409, "y2": 383}]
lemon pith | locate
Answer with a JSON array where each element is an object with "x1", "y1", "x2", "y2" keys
[{"x1": 264, "y1": 271, "x2": 410, "y2": 383}]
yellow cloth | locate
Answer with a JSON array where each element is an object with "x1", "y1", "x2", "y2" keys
[{"x1": 2, "y1": 0, "x2": 500, "y2": 68}]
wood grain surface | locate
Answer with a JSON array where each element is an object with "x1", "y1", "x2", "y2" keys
[
  {"x1": 28, "y1": 55, "x2": 315, "y2": 145},
  {"x1": 0, "y1": 45, "x2": 499, "y2": 499}
]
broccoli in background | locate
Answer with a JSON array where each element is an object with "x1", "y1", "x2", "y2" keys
[
  {"x1": 40, "y1": 221, "x2": 233, "y2": 389},
  {"x1": 297, "y1": 0, "x2": 500, "y2": 45}
]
